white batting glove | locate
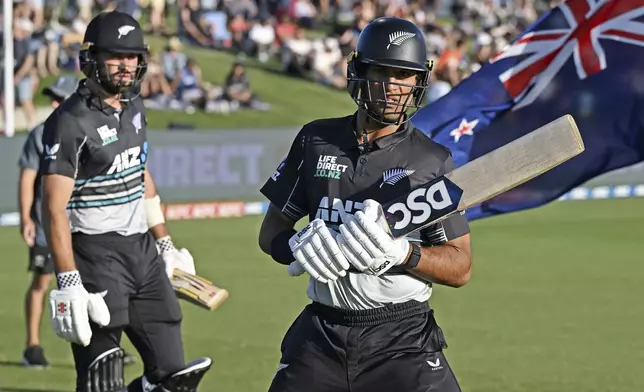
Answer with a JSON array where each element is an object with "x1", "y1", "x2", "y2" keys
[
  {"x1": 337, "y1": 199, "x2": 410, "y2": 276},
  {"x1": 157, "y1": 236, "x2": 196, "y2": 279},
  {"x1": 288, "y1": 219, "x2": 351, "y2": 283},
  {"x1": 49, "y1": 271, "x2": 111, "y2": 347}
]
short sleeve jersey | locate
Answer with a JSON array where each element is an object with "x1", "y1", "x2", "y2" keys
[
  {"x1": 39, "y1": 80, "x2": 149, "y2": 236},
  {"x1": 18, "y1": 123, "x2": 47, "y2": 247},
  {"x1": 260, "y1": 113, "x2": 470, "y2": 310}
]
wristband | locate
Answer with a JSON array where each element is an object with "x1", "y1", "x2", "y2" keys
[
  {"x1": 270, "y1": 229, "x2": 297, "y2": 265},
  {"x1": 156, "y1": 235, "x2": 176, "y2": 253},
  {"x1": 400, "y1": 243, "x2": 422, "y2": 270},
  {"x1": 57, "y1": 270, "x2": 83, "y2": 289}
]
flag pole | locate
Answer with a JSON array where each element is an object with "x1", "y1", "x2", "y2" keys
[{"x1": 3, "y1": 0, "x2": 15, "y2": 138}]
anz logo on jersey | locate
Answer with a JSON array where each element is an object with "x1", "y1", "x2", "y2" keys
[
  {"x1": 107, "y1": 142, "x2": 148, "y2": 175},
  {"x1": 314, "y1": 197, "x2": 364, "y2": 225}
]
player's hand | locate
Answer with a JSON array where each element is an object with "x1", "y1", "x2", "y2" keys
[
  {"x1": 288, "y1": 219, "x2": 351, "y2": 284},
  {"x1": 163, "y1": 248, "x2": 196, "y2": 278},
  {"x1": 337, "y1": 199, "x2": 411, "y2": 276},
  {"x1": 20, "y1": 218, "x2": 36, "y2": 247},
  {"x1": 49, "y1": 271, "x2": 110, "y2": 347},
  {"x1": 157, "y1": 236, "x2": 196, "y2": 279}
]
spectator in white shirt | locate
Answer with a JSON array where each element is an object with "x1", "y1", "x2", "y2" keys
[{"x1": 249, "y1": 18, "x2": 277, "y2": 63}]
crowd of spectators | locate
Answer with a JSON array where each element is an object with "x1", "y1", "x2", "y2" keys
[
  {"x1": 0, "y1": 0, "x2": 563, "y2": 128},
  {"x1": 177, "y1": 0, "x2": 564, "y2": 104}
]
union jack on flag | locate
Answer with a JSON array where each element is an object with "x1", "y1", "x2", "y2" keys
[
  {"x1": 491, "y1": 0, "x2": 644, "y2": 109},
  {"x1": 413, "y1": 0, "x2": 644, "y2": 222}
]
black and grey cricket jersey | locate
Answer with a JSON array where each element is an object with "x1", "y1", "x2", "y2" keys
[
  {"x1": 40, "y1": 80, "x2": 148, "y2": 236},
  {"x1": 260, "y1": 113, "x2": 470, "y2": 310}
]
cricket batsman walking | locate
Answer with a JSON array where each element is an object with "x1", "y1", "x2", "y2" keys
[
  {"x1": 259, "y1": 17, "x2": 472, "y2": 392},
  {"x1": 18, "y1": 75, "x2": 137, "y2": 367},
  {"x1": 40, "y1": 11, "x2": 211, "y2": 391}
]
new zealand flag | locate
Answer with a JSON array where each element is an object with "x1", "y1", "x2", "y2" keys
[{"x1": 413, "y1": 0, "x2": 644, "y2": 221}]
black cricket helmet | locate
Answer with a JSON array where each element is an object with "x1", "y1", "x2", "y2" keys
[
  {"x1": 79, "y1": 11, "x2": 149, "y2": 95},
  {"x1": 347, "y1": 17, "x2": 433, "y2": 125}
]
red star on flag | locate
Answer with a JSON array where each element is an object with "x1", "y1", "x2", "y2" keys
[{"x1": 449, "y1": 118, "x2": 479, "y2": 142}]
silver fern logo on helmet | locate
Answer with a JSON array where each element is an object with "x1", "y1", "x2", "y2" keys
[
  {"x1": 117, "y1": 25, "x2": 136, "y2": 39},
  {"x1": 387, "y1": 31, "x2": 416, "y2": 49}
]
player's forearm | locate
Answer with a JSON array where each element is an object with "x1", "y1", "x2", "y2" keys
[
  {"x1": 144, "y1": 167, "x2": 170, "y2": 239},
  {"x1": 45, "y1": 210, "x2": 77, "y2": 273},
  {"x1": 406, "y1": 244, "x2": 471, "y2": 288},
  {"x1": 18, "y1": 170, "x2": 36, "y2": 221}
]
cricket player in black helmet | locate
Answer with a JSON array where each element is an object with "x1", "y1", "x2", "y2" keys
[
  {"x1": 259, "y1": 16, "x2": 470, "y2": 392},
  {"x1": 40, "y1": 11, "x2": 212, "y2": 392},
  {"x1": 347, "y1": 16, "x2": 431, "y2": 131}
]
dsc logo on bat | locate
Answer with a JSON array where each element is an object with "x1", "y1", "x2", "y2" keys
[{"x1": 383, "y1": 176, "x2": 463, "y2": 237}]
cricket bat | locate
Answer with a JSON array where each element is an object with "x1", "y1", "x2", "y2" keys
[
  {"x1": 381, "y1": 114, "x2": 585, "y2": 239},
  {"x1": 170, "y1": 269, "x2": 229, "y2": 311}
]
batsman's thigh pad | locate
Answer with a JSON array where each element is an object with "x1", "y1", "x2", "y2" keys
[{"x1": 85, "y1": 348, "x2": 127, "y2": 392}]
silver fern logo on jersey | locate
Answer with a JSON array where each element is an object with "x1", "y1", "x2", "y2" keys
[
  {"x1": 387, "y1": 31, "x2": 416, "y2": 49},
  {"x1": 380, "y1": 168, "x2": 415, "y2": 188}
]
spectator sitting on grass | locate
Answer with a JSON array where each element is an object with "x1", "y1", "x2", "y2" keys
[
  {"x1": 161, "y1": 37, "x2": 188, "y2": 88},
  {"x1": 140, "y1": 53, "x2": 177, "y2": 109},
  {"x1": 175, "y1": 57, "x2": 206, "y2": 110},
  {"x1": 223, "y1": 61, "x2": 270, "y2": 111}
]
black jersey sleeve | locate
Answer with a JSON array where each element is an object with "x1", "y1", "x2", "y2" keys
[
  {"x1": 39, "y1": 110, "x2": 86, "y2": 179},
  {"x1": 418, "y1": 153, "x2": 471, "y2": 245},
  {"x1": 260, "y1": 130, "x2": 309, "y2": 222}
]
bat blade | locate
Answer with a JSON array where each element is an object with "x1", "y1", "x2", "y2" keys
[
  {"x1": 447, "y1": 114, "x2": 584, "y2": 210},
  {"x1": 382, "y1": 114, "x2": 585, "y2": 238},
  {"x1": 171, "y1": 269, "x2": 229, "y2": 311}
]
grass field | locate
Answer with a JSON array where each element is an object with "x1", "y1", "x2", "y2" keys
[{"x1": 0, "y1": 198, "x2": 642, "y2": 392}]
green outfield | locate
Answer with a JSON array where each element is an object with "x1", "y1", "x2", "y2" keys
[{"x1": 0, "y1": 198, "x2": 642, "y2": 392}]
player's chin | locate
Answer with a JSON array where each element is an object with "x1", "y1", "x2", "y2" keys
[
  {"x1": 110, "y1": 79, "x2": 134, "y2": 92},
  {"x1": 381, "y1": 107, "x2": 407, "y2": 121}
]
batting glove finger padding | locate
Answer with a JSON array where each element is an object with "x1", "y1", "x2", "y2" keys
[
  {"x1": 338, "y1": 200, "x2": 410, "y2": 276},
  {"x1": 311, "y1": 232, "x2": 346, "y2": 278},
  {"x1": 302, "y1": 242, "x2": 336, "y2": 281},
  {"x1": 293, "y1": 247, "x2": 327, "y2": 283},
  {"x1": 337, "y1": 225, "x2": 371, "y2": 272},
  {"x1": 317, "y1": 225, "x2": 351, "y2": 273},
  {"x1": 336, "y1": 233, "x2": 369, "y2": 272},
  {"x1": 289, "y1": 219, "x2": 350, "y2": 283},
  {"x1": 346, "y1": 215, "x2": 384, "y2": 260}
]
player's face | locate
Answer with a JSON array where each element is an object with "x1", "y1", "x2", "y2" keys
[
  {"x1": 104, "y1": 53, "x2": 139, "y2": 88},
  {"x1": 364, "y1": 65, "x2": 418, "y2": 122}
]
